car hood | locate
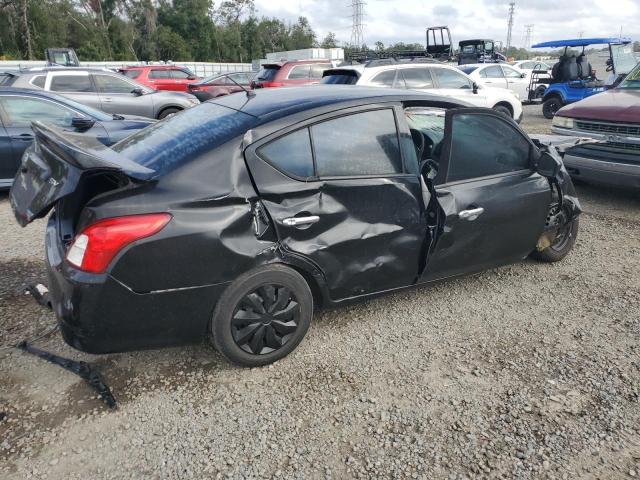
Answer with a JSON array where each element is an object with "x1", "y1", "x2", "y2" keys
[{"x1": 557, "y1": 89, "x2": 640, "y2": 123}]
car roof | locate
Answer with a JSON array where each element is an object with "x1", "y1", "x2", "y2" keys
[
  {"x1": 532, "y1": 37, "x2": 632, "y2": 48},
  {"x1": 15, "y1": 67, "x2": 118, "y2": 75},
  {"x1": 124, "y1": 65, "x2": 188, "y2": 70},
  {"x1": 211, "y1": 85, "x2": 468, "y2": 121}
]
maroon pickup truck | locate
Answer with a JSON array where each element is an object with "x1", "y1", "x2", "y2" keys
[{"x1": 551, "y1": 62, "x2": 640, "y2": 188}]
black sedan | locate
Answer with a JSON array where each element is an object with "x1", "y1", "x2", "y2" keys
[
  {"x1": 0, "y1": 87, "x2": 154, "y2": 188},
  {"x1": 10, "y1": 86, "x2": 581, "y2": 367}
]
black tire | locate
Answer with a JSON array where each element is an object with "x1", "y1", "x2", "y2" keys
[
  {"x1": 531, "y1": 218, "x2": 579, "y2": 263},
  {"x1": 210, "y1": 264, "x2": 313, "y2": 367},
  {"x1": 542, "y1": 97, "x2": 562, "y2": 119},
  {"x1": 157, "y1": 107, "x2": 181, "y2": 119},
  {"x1": 492, "y1": 104, "x2": 512, "y2": 119},
  {"x1": 534, "y1": 85, "x2": 546, "y2": 99}
]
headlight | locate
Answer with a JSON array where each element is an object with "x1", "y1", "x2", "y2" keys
[{"x1": 552, "y1": 116, "x2": 575, "y2": 129}]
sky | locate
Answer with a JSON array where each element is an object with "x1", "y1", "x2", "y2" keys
[{"x1": 252, "y1": 0, "x2": 640, "y2": 49}]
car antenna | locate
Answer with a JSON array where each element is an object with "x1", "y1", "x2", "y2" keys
[{"x1": 226, "y1": 74, "x2": 255, "y2": 99}]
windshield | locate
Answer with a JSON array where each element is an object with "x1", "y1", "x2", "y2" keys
[
  {"x1": 256, "y1": 67, "x2": 279, "y2": 81},
  {"x1": 611, "y1": 44, "x2": 638, "y2": 75},
  {"x1": 112, "y1": 103, "x2": 255, "y2": 175},
  {"x1": 618, "y1": 63, "x2": 640, "y2": 89}
]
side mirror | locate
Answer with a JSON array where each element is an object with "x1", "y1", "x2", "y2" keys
[
  {"x1": 187, "y1": 75, "x2": 197, "y2": 80},
  {"x1": 520, "y1": 72, "x2": 527, "y2": 78},
  {"x1": 472, "y1": 82, "x2": 479, "y2": 94},
  {"x1": 131, "y1": 87, "x2": 144, "y2": 96},
  {"x1": 535, "y1": 151, "x2": 562, "y2": 178},
  {"x1": 71, "y1": 117, "x2": 95, "y2": 131}
]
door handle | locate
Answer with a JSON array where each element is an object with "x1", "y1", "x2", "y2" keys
[
  {"x1": 282, "y1": 215, "x2": 320, "y2": 227},
  {"x1": 102, "y1": 98, "x2": 113, "y2": 103},
  {"x1": 12, "y1": 134, "x2": 33, "y2": 141},
  {"x1": 459, "y1": 207, "x2": 484, "y2": 221}
]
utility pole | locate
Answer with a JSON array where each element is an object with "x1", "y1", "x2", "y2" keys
[
  {"x1": 524, "y1": 24, "x2": 534, "y2": 49},
  {"x1": 350, "y1": 0, "x2": 366, "y2": 50},
  {"x1": 578, "y1": 31, "x2": 584, "y2": 38},
  {"x1": 506, "y1": 2, "x2": 515, "y2": 50}
]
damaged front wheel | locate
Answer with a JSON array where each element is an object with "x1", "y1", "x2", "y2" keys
[{"x1": 531, "y1": 218, "x2": 579, "y2": 263}]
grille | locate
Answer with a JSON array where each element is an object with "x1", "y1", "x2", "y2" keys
[
  {"x1": 576, "y1": 120, "x2": 640, "y2": 137},
  {"x1": 605, "y1": 142, "x2": 640, "y2": 152}
]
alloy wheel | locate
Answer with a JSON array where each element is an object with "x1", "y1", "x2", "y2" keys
[{"x1": 231, "y1": 285, "x2": 300, "y2": 355}]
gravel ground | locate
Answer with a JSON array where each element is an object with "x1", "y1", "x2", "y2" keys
[{"x1": 1, "y1": 105, "x2": 640, "y2": 479}]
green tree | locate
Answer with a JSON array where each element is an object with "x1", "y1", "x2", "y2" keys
[{"x1": 320, "y1": 32, "x2": 337, "y2": 49}]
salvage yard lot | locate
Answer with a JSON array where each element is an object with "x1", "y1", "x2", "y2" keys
[{"x1": 1, "y1": 105, "x2": 639, "y2": 479}]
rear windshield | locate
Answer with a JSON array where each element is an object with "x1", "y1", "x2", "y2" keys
[
  {"x1": 256, "y1": 67, "x2": 279, "y2": 81},
  {"x1": 458, "y1": 66, "x2": 479, "y2": 75},
  {"x1": 121, "y1": 69, "x2": 142, "y2": 79},
  {"x1": 321, "y1": 71, "x2": 359, "y2": 85},
  {"x1": 0, "y1": 73, "x2": 16, "y2": 86},
  {"x1": 111, "y1": 103, "x2": 255, "y2": 175}
]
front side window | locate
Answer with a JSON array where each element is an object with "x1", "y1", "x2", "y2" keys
[
  {"x1": 49, "y1": 75, "x2": 94, "y2": 93},
  {"x1": 482, "y1": 66, "x2": 504, "y2": 79},
  {"x1": 432, "y1": 68, "x2": 473, "y2": 89},
  {"x1": 400, "y1": 68, "x2": 434, "y2": 89},
  {"x1": 310, "y1": 64, "x2": 330, "y2": 79},
  {"x1": 149, "y1": 69, "x2": 171, "y2": 79},
  {"x1": 0, "y1": 96, "x2": 78, "y2": 127},
  {"x1": 370, "y1": 70, "x2": 397, "y2": 87},
  {"x1": 94, "y1": 74, "x2": 136, "y2": 94},
  {"x1": 171, "y1": 69, "x2": 192, "y2": 79},
  {"x1": 288, "y1": 65, "x2": 311, "y2": 80},
  {"x1": 228, "y1": 73, "x2": 248, "y2": 84},
  {"x1": 502, "y1": 66, "x2": 522, "y2": 78},
  {"x1": 311, "y1": 109, "x2": 402, "y2": 177},
  {"x1": 258, "y1": 128, "x2": 314, "y2": 178},
  {"x1": 447, "y1": 113, "x2": 531, "y2": 183}
]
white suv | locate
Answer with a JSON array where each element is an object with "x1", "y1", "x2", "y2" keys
[{"x1": 322, "y1": 61, "x2": 523, "y2": 122}]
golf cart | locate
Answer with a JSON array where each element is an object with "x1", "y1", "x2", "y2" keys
[
  {"x1": 457, "y1": 39, "x2": 506, "y2": 65},
  {"x1": 531, "y1": 37, "x2": 635, "y2": 118},
  {"x1": 426, "y1": 26, "x2": 453, "y2": 61}
]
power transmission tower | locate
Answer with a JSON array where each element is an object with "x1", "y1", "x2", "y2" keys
[
  {"x1": 350, "y1": 0, "x2": 366, "y2": 50},
  {"x1": 578, "y1": 31, "x2": 584, "y2": 38},
  {"x1": 524, "y1": 24, "x2": 534, "y2": 49},
  {"x1": 506, "y1": 2, "x2": 515, "y2": 50}
]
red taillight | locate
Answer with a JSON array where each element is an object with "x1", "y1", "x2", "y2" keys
[
  {"x1": 66, "y1": 213, "x2": 171, "y2": 274},
  {"x1": 189, "y1": 85, "x2": 202, "y2": 91},
  {"x1": 262, "y1": 82, "x2": 284, "y2": 88}
]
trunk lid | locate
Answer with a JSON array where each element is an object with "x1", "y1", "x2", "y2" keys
[{"x1": 10, "y1": 122, "x2": 155, "y2": 227}]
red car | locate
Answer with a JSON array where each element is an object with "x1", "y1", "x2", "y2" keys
[
  {"x1": 251, "y1": 60, "x2": 333, "y2": 88},
  {"x1": 119, "y1": 65, "x2": 200, "y2": 92},
  {"x1": 187, "y1": 71, "x2": 255, "y2": 102}
]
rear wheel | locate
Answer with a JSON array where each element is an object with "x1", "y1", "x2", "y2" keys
[
  {"x1": 542, "y1": 97, "x2": 562, "y2": 119},
  {"x1": 210, "y1": 265, "x2": 313, "y2": 367},
  {"x1": 157, "y1": 107, "x2": 181, "y2": 119},
  {"x1": 531, "y1": 218, "x2": 579, "y2": 262}
]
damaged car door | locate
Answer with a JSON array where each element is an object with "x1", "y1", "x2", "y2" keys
[
  {"x1": 419, "y1": 108, "x2": 551, "y2": 282},
  {"x1": 245, "y1": 105, "x2": 427, "y2": 300}
]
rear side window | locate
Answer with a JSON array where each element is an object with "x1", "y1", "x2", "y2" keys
[
  {"x1": 432, "y1": 68, "x2": 473, "y2": 89},
  {"x1": 288, "y1": 65, "x2": 311, "y2": 79},
  {"x1": 399, "y1": 68, "x2": 434, "y2": 89},
  {"x1": 112, "y1": 103, "x2": 255, "y2": 175},
  {"x1": 49, "y1": 75, "x2": 94, "y2": 92},
  {"x1": 121, "y1": 70, "x2": 142, "y2": 79},
  {"x1": 369, "y1": 70, "x2": 396, "y2": 87},
  {"x1": 149, "y1": 70, "x2": 171, "y2": 79},
  {"x1": 258, "y1": 129, "x2": 314, "y2": 178},
  {"x1": 311, "y1": 109, "x2": 402, "y2": 177},
  {"x1": 448, "y1": 113, "x2": 531, "y2": 183},
  {"x1": 31, "y1": 76, "x2": 46, "y2": 88}
]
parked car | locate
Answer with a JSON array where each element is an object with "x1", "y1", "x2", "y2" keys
[
  {"x1": 118, "y1": 65, "x2": 200, "y2": 92},
  {"x1": 322, "y1": 62, "x2": 523, "y2": 122},
  {"x1": 550, "y1": 62, "x2": 640, "y2": 188},
  {"x1": 458, "y1": 63, "x2": 532, "y2": 101},
  {"x1": 510, "y1": 60, "x2": 553, "y2": 73},
  {"x1": 3, "y1": 68, "x2": 200, "y2": 119},
  {"x1": 187, "y1": 71, "x2": 254, "y2": 102},
  {"x1": 251, "y1": 60, "x2": 332, "y2": 88},
  {"x1": 10, "y1": 86, "x2": 581, "y2": 367},
  {"x1": 0, "y1": 87, "x2": 153, "y2": 189}
]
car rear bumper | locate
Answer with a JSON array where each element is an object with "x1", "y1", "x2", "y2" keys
[
  {"x1": 45, "y1": 215, "x2": 228, "y2": 353},
  {"x1": 563, "y1": 153, "x2": 640, "y2": 189}
]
